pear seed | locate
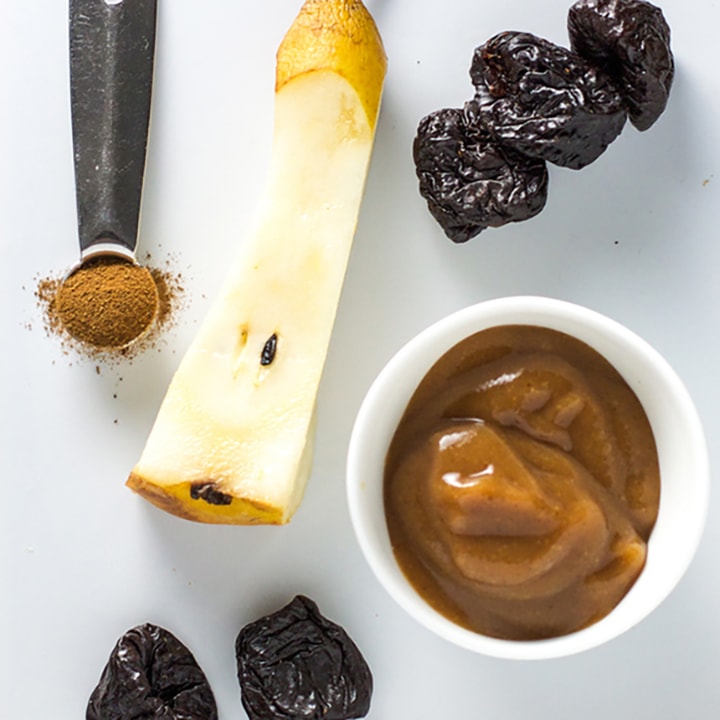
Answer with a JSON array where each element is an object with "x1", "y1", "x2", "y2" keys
[{"x1": 261, "y1": 333, "x2": 278, "y2": 366}]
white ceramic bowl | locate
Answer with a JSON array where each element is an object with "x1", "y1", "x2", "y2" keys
[{"x1": 347, "y1": 296, "x2": 709, "y2": 660}]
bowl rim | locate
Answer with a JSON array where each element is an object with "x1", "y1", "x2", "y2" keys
[{"x1": 346, "y1": 295, "x2": 710, "y2": 660}]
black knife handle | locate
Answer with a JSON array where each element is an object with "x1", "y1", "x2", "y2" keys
[{"x1": 69, "y1": 0, "x2": 157, "y2": 255}]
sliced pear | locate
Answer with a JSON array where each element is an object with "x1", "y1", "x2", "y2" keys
[{"x1": 127, "y1": 0, "x2": 387, "y2": 524}]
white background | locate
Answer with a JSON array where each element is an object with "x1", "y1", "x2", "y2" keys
[{"x1": 2, "y1": 0, "x2": 720, "y2": 718}]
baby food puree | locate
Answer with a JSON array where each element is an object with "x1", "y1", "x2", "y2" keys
[{"x1": 384, "y1": 325, "x2": 660, "y2": 640}]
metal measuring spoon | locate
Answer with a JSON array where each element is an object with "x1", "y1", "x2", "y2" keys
[{"x1": 59, "y1": 0, "x2": 159, "y2": 348}]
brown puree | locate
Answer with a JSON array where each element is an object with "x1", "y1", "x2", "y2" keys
[{"x1": 384, "y1": 325, "x2": 660, "y2": 641}]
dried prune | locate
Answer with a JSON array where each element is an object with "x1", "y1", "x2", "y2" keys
[
  {"x1": 235, "y1": 595, "x2": 373, "y2": 720},
  {"x1": 568, "y1": 0, "x2": 674, "y2": 131},
  {"x1": 87, "y1": 623, "x2": 218, "y2": 720},
  {"x1": 470, "y1": 31, "x2": 627, "y2": 169},
  {"x1": 413, "y1": 105, "x2": 549, "y2": 242}
]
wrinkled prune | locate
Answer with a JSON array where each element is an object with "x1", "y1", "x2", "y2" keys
[
  {"x1": 470, "y1": 31, "x2": 627, "y2": 169},
  {"x1": 235, "y1": 595, "x2": 373, "y2": 720},
  {"x1": 568, "y1": 0, "x2": 674, "y2": 131},
  {"x1": 413, "y1": 105, "x2": 549, "y2": 242},
  {"x1": 87, "y1": 623, "x2": 218, "y2": 720}
]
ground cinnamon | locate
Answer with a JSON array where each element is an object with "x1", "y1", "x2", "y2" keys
[
  {"x1": 51, "y1": 257, "x2": 159, "y2": 349},
  {"x1": 35, "y1": 252, "x2": 186, "y2": 363}
]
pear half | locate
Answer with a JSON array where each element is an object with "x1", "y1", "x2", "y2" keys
[{"x1": 127, "y1": 0, "x2": 387, "y2": 524}]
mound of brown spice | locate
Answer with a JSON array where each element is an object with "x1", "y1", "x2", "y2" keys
[
  {"x1": 52, "y1": 257, "x2": 159, "y2": 348},
  {"x1": 36, "y1": 253, "x2": 186, "y2": 362}
]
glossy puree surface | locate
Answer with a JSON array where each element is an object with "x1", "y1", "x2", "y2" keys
[{"x1": 384, "y1": 325, "x2": 660, "y2": 640}]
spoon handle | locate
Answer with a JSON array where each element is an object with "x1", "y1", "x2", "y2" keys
[{"x1": 69, "y1": 0, "x2": 157, "y2": 257}]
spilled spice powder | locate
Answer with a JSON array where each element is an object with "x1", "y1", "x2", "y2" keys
[
  {"x1": 35, "y1": 254, "x2": 186, "y2": 362},
  {"x1": 52, "y1": 257, "x2": 158, "y2": 348}
]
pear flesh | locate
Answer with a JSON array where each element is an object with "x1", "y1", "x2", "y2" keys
[{"x1": 127, "y1": 1, "x2": 387, "y2": 524}]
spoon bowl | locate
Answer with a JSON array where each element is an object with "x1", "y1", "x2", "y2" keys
[{"x1": 56, "y1": 253, "x2": 159, "y2": 350}]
